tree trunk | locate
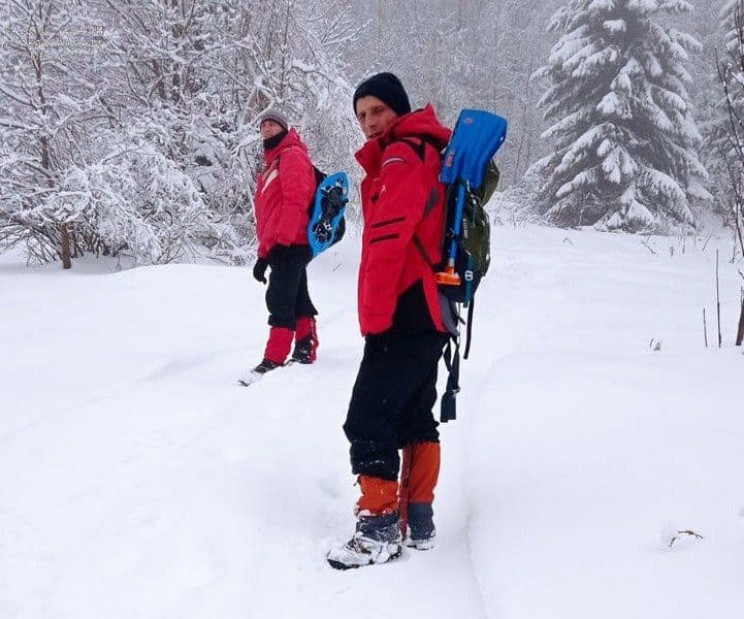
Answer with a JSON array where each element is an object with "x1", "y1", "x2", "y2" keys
[{"x1": 60, "y1": 223, "x2": 72, "y2": 269}]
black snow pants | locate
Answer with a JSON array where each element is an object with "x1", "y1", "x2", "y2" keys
[
  {"x1": 343, "y1": 329, "x2": 447, "y2": 481},
  {"x1": 266, "y1": 245, "x2": 317, "y2": 329}
]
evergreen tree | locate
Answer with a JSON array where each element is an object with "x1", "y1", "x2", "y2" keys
[
  {"x1": 720, "y1": 0, "x2": 740, "y2": 47},
  {"x1": 681, "y1": 0, "x2": 730, "y2": 229},
  {"x1": 533, "y1": 0, "x2": 709, "y2": 232}
]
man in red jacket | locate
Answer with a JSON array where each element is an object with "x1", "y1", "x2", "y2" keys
[
  {"x1": 244, "y1": 109, "x2": 320, "y2": 382},
  {"x1": 327, "y1": 73, "x2": 454, "y2": 570}
]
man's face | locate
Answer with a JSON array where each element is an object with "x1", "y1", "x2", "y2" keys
[
  {"x1": 355, "y1": 96, "x2": 398, "y2": 140},
  {"x1": 260, "y1": 120, "x2": 284, "y2": 140}
]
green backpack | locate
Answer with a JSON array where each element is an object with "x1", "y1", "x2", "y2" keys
[
  {"x1": 395, "y1": 133, "x2": 502, "y2": 423},
  {"x1": 439, "y1": 159, "x2": 499, "y2": 306}
]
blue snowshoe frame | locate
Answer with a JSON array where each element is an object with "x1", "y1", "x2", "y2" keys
[
  {"x1": 308, "y1": 171, "x2": 349, "y2": 257},
  {"x1": 439, "y1": 110, "x2": 507, "y2": 268}
]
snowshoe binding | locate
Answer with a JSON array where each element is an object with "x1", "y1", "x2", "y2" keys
[
  {"x1": 238, "y1": 359, "x2": 282, "y2": 386},
  {"x1": 327, "y1": 512, "x2": 402, "y2": 570}
]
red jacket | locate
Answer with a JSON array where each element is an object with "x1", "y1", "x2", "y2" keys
[
  {"x1": 254, "y1": 129, "x2": 315, "y2": 259},
  {"x1": 355, "y1": 105, "x2": 452, "y2": 336}
]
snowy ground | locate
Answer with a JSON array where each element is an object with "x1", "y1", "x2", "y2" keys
[{"x1": 1, "y1": 226, "x2": 743, "y2": 619}]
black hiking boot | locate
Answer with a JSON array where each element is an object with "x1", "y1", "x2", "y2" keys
[
  {"x1": 252, "y1": 359, "x2": 282, "y2": 374},
  {"x1": 406, "y1": 503, "x2": 436, "y2": 550},
  {"x1": 289, "y1": 336, "x2": 315, "y2": 364}
]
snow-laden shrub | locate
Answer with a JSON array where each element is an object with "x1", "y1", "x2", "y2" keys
[{"x1": 56, "y1": 147, "x2": 235, "y2": 266}]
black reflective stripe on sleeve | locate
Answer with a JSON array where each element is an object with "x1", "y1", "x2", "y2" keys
[
  {"x1": 370, "y1": 233, "x2": 400, "y2": 244},
  {"x1": 370, "y1": 216, "x2": 406, "y2": 229}
]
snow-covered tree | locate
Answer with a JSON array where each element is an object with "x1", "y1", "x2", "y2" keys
[
  {"x1": 532, "y1": 0, "x2": 710, "y2": 232},
  {"x1": 716, "y1": 0, "x2": 744, "y2": 256},
  {"x1": 1, "y1": 0, "x2": 359, "y2": 268},
  {"x1": 720, "y1": 0, "x2": 741, "y2": 46},
  {"x1": 0, "y1": 0, "x2": 110, "y2": 266},
  {"x1": 675, "y1": 0, "x2": 730, "y2": 230},
  {"x1": 0, "y1": 0, "x2": 240, "y2": 266}
]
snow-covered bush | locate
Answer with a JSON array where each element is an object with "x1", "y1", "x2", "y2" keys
[
  {"x1": 1, "y1": 0, "x2": 358, "y2": 268},
  {"x1": 488, "y1": 171, "x2": 544, "y2": 228}
]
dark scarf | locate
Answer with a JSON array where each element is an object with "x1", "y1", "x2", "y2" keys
[{"x1": 263, "y1": 129, "x2": 288, "y2": 152}]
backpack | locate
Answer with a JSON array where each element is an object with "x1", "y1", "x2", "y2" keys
[
  {"x1": 435, "y1": 159, "x2": 499, "y2": 423},
  {"x1": 311, "y1": 165, "x2": 326, "y2": 192},
  {"x1": 396, "y1": 137, "x2": 498, "y2": 309},
  {"x1": 438, "y1": 159, "x2": 499, "y2": 306},
  {"x1": 398, "y1": 111, "x2": 506, "y2": 423},
  {"x1": 401, "y1": 138, "x2": 499, "y2": 337}
]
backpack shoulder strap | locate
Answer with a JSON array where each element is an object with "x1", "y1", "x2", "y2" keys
[
  {"x1": 440, "y1": 335, "x2": 460, "y2": 422},
  {"x1": 463, "y1": 297, "x2": 475, "y2": 359},
  {"x1": 386, "y1": 135, "x2": 444, "y2": 163},
  {"x1": 391, "y1": 136, "x2": 428, "y2": 162},
  {"x1": 396, "y1": 135, "x2": 444, "y2": 269}
]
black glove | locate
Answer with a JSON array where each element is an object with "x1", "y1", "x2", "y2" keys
[{"x1": 252, "y1": 257, "x2": 268, "y2": 284}]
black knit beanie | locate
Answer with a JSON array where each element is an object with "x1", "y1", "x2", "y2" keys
[{"x1": 353, "y1": 72, "x2": 411, "y2": 117}]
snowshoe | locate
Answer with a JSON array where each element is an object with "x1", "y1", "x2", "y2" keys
[
  {"x1": 327, "y1": 512, "x2": 402, "y2": 570},
  {"x1": 238, "y1": 359, "x2": 282, "y2": 386},
  {"x1": 308, "y1": 172, "x2": 349, "y2": 257}
]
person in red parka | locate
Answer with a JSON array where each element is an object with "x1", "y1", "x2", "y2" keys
[
  {"x1": 246, "y1": 109, "x2": 320, "y2": 380},
  {"x1": 327, "y1": 73, "x2": 454, "y2": 570}
]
